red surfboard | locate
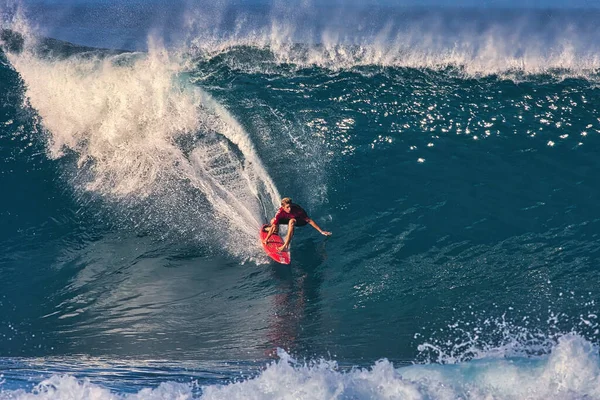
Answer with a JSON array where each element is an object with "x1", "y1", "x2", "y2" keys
[{"x1": 260, "y1": 224, "x2": 291, "y2": 264}]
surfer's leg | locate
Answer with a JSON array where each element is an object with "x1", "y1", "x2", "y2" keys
[
  {"x1": 278, "y1": 218, "x2": 296, "y2": 251},
  {"x1": 265, "y1": 224, "x2": 277, "y2": 238},
  {"x1": 263, "y1": 220, "x2": 279, "y2": 235},
  {"x1": 270, "y1": 218, "x2": 279, "y2": 235}
]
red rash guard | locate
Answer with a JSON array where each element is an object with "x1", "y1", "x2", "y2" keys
[{"x1": 273, "y1": 204, "x2": 310, "y2": 226}]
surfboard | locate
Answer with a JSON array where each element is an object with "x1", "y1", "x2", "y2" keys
[{"x1": 260, "y1": 224, "x2": 291, "y2": 264}]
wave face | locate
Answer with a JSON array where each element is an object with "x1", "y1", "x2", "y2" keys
[{"x1": 1, "y1": 2, "x2": 600, "y2": 399}]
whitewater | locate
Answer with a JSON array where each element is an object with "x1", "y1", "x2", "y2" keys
[{"x1": 1, "y1": 1, "x2": 600, "y2": 398}]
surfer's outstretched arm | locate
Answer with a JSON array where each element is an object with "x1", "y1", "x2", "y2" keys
[{"x1": 307, "y1": 219, "x2": 332, "y2": 236}]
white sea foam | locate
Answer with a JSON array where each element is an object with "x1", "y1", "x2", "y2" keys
[
  {"x1": 0, "y1": 335, "x2": 599, "y2": 400},
  {"x1": 202, "y1": 336, "x2": 600, "y2": 399},
  {"x1": 181, "y1": 5, "x2": 600, "y2": 79},
  {"x1": 0, "y1": 375, "x2": 195, "y2": 400}
]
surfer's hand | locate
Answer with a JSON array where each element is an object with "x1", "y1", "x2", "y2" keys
[{"x1": 321, "y1": 231, "x2": 332, "y2": 236}]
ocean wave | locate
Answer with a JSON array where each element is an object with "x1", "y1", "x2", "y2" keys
[
  {"x1": 1, "y1": 335, "x2": 599, "y2": 399},
  {"x1": 185, "y1": 41, "x2": 600, "y2": 83},
  {"x1": 176, "y1": 6, "x2": 600, "y2": 80},
  {"x1": 6, "y1": 3, "x2": 600, "y2": 79}
]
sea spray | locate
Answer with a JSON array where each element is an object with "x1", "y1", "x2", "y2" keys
[{"x1": 3, "y1": 26, "x2": 281, "y2": 259}]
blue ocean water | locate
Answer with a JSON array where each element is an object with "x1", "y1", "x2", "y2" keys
[{"x1": 1, "y1": 1, "x2": 600, "y2": 398}]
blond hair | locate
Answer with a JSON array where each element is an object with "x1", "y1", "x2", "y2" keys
[{"x1": 281, "y1": 197, "x2": 292, "y2": 206}]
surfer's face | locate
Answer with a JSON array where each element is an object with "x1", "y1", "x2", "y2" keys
[{"x1": 283, "y1": 204, "x2": 291, "y2": 213}]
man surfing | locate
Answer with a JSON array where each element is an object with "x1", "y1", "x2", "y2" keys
[{"x1": 262, "y1": 197, "x2": 332, "y2": 252}]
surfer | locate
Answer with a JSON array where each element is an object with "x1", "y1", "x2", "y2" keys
[{"x1": 263, "y1": 197, "x2": 332, "y2": 252}]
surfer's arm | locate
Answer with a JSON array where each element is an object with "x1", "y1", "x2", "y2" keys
[{"x1": 307, "y1": 218, "x2": 331, "y2": 236}]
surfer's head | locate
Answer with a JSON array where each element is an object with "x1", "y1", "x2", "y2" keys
[{"x1": 281, "y1": 197, "x2": 292, "y2": 212}]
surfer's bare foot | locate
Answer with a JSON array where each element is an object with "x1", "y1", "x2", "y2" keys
[{"x1": 277, "y1": 245, "x2": 288, "y2": 252}]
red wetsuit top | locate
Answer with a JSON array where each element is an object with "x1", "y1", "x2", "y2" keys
[{"x1": 273, "y1": 204, "x2": 310, "y2": 226}]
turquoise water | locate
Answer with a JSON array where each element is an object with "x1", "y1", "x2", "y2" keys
[{"x1": 1, "y1": 2, "x2": 600, "y2": 398}]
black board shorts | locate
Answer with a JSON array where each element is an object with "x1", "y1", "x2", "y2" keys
[{"x1": 278, "y1": 218, "x2": 308, "y2": 227}]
